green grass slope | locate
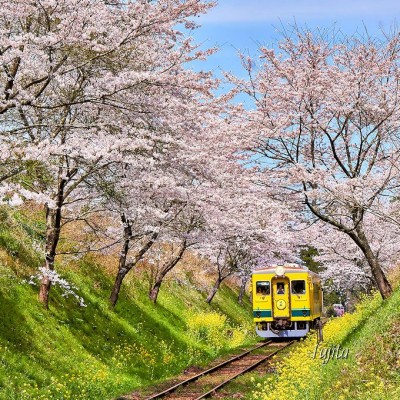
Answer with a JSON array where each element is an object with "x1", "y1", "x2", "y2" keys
[
  {"x1": 318, "y1": 289, "x2": 400, "y2": 399},
  {"x1": 250, "y1": 287, "x2": 400, "y2": 399},
  {"x1": 0, "y1": 207, "x2": 256, "y2": 400}
]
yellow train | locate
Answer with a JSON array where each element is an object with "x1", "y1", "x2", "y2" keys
[{"x1": 252, "y1": 263, "x2": 323, "y2": 338}]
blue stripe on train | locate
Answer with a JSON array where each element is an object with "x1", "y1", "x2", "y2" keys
[
  {"x1": 253, "y1": 310, "x2": 272, "y2": 318},
  {"x1": 254, "y1": 309, "x2": 311, "y2": 317},
  {"x1": 291, "y1": 309, "x2": 311, "y2": 316}
]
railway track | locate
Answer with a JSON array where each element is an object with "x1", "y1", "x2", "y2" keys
[{"x1": 140, "y1": 340, "x2": 294, "y2": 399}]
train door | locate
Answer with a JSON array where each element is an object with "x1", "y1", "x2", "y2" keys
[{"x1": 271, "y1": 277, "x2": 290, "y2": 318}]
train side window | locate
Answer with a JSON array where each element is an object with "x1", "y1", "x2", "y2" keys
[
  {"x1": 256, "y1": 281, "x2": 270, "y2": 295},
  {"x1": 292, "y1": 280, "x2": 306, "y2": 294}
]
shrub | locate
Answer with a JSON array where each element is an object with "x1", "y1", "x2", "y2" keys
[{"x1": 187, "y1": 311, "x2": 251, "y2": 354}]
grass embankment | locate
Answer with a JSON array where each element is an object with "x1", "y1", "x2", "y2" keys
[
  {"x1": 0, "y1": 206, "x2": 256, "y2": 400},
  {"x1": 251, "y1": 289, "x2": 400, "y2": 399}
]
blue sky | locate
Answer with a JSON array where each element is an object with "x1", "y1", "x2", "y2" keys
[{"x1": 191, "y1": 0, "x2": 400, "y2": 77}]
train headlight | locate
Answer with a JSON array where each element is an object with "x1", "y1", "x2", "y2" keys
[{"x1": 275, "y1": 265, "x2": 285, "y2": 277}]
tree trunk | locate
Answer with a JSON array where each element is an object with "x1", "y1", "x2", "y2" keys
[
  {"x1": 149, "y1": 279, "x2": 162, "y2": 303},
  {"x1": 109, "y1": 267, "x2": 130, "y2": 307},
  {"x1": 307, "y1": 201, "x2": 393, "y2": 300},
  {"x1": 109, "y1": 227, "x2": 159, "y2": 308},
  {"x1": 109, "y1": 214, "x2": 132, "y2": 307},
  {"x1": 38, "y1": 274, "x2": 51, "y2": 308},
  {"x1": 148, "y1": 240, "x2": 187, "y2": 304},
  {"x1": 38, "y1": 181, "x2": 66, "y2": 308},
  {"x1": 206, "y1": 277, "x2": 222, "y2": 304},
  {"x1": 39, "y1": 208, "x2": 61, "y2": 309},
  {"x1": 354, "y1": 225, "x2": 392, "y2": 299}
]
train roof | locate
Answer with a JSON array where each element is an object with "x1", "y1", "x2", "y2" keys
[{"x1": 252, "y1": 263, "x2": 319, "y2": 277}]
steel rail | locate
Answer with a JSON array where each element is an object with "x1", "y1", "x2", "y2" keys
[
  {"x1": 195, "y1": 340, "x2": 294, "y2": 399},
  {"x1": 145, "y1": 341, "x2": 272, "y2": 400}
]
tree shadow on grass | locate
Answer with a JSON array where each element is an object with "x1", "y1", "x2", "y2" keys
[
  {"x1": 0, "y1": 285, "x2": 35, "y2": 354},
  {"x1": 48, "y1": 285, "x2": 196, "y2": 383}
]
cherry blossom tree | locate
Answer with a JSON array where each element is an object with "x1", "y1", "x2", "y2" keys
[
  {"x1": 237, "y1": 260, "x2": 253, "y2": 304},
  {"x1": 104, "y1": 113, "x2": 247, "y2": 307},
  {"x1": 204, "y1": 240, "x2": 251, "y2": 304},
  {"x1": 98, "y1": 73, "x2": 230, "y2": 308},
  {"x1": 231, "y1": 27, "x2": 400, "y2": 299},
  {"x1": 194, "y1": 160, "x2": 299, "y2": 304},
  {"x1": 103, "y1": 162, "x2": 197, "y2": 307},
  {"x1": 0, "y1": 0, "x2": 218, "y2": 308},
  {"x1": 305, "y1": 214, "x2": 400, "y2": 294},
  {"x1": 146, "y1": 205, "x2": 205, "y2": 303}
]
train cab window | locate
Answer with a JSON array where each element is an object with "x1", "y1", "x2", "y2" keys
[
  {"x1": 277, "y1": 283, "x2": 285, "y2": 294},
  {"x1": 256, "y1": 281, "x2": 270, "y2": 295},
  {"x1": 292, "y1": 280, "x2": 306, "y2": 294}
]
